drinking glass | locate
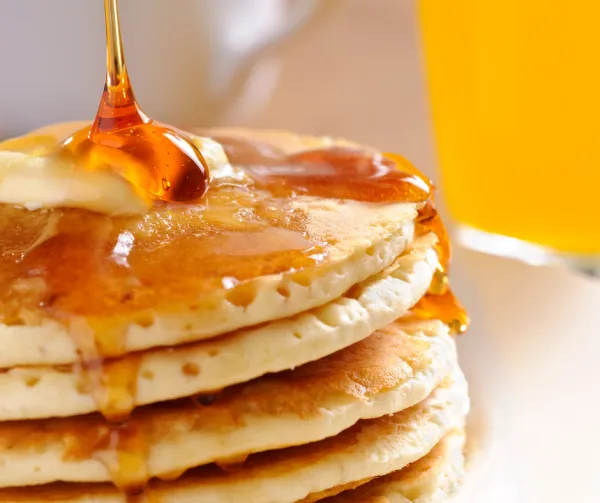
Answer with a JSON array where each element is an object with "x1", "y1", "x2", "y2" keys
[{"x1": 418, "y1": 0, "x2": 600, "y2": 275}]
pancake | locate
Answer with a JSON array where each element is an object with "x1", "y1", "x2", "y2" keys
[
  {"x1": 0, "y1": 231, "x2": 436, "y2": 370},
  {"x1": 0, "y1": 370, "x2": 469, "y2": 502},
  {"x1": 0, "y1": 125, "x2": 421, "y2": 364},
  {"x1": 0, "y1": 123, "x2": 470, "y2": 503},
  {"x1": 0, "y1": 318, "x2": 457, "y2": 487},
  {"x1": 0, "y1": 234, "x2": 437, "y2": 421},
  {"x1": 318, "y1": 429, "x2": 466, "y2": 503}
]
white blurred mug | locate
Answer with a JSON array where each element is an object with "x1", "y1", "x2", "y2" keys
[{"x1": 0, "y1": 0, "x2": 320, "y2": 138}]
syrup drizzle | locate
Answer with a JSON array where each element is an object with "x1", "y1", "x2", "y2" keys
[
  {"x1": 93, "y1": 421, "x2": 150, "y2": 494},
  {"x1": 53, "y1": 0, "x2": 208, "y2": 496},
  {"x1": 411, "y1": 198, "x2": 469, "y2": 335},
  {"x1": 58, "y1": 0, "x2": 209, "y2": 202}
]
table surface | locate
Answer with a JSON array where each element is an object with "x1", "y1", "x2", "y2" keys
[{"x1": 236, "y1": 1, "x2": 600, "y2": 501}]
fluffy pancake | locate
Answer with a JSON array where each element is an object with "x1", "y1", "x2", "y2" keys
[
  {"x1": 0, "y1": 125, "x2": 423, "y2": 365},
  {"x1": 0, "y1": 234, "x2": 437, "y2": 421},
  {"x1": 0, "y1": 318, "x2": 457, "y2": 487},
  {"x1": 319, "y1": 429, "x2": 466, "y2": 503},
  {"x1": 0, "y1": 123, "x2": 470, "y2": 503},
  {"x1": 0, "y1": 370, "x2": 468, "y2": 502}
]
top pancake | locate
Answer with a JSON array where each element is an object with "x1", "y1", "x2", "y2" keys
[{"x1": 0, "y1": 124, "x2": 421, "y2": 359}]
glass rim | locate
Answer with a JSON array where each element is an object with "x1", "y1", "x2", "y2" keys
[{"x1": 455, "y1": 225, "x2": 600, "y2": 278}]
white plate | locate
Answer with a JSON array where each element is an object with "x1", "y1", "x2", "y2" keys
[{"x1": 452, "y1": 245, "x2": 600, "y2": 502}]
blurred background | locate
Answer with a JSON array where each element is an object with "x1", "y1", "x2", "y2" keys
[
  {"x1": 1, "y1": 1, "x2": 599, "y2": 500},
  {"x1": 0, "y1": 0, "x2": 429, "y2": 169}
]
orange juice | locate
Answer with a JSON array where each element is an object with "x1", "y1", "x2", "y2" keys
[{"x1": 418, "y1": 0, "x2": 600, "y2": 255}]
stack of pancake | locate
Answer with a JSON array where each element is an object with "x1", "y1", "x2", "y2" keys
[{"x1": 0, "y1": 126, "x2": 470, "y2": 502}]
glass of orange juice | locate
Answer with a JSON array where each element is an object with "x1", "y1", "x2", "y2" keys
[{"x1": 418, "y1": 0, "x2": 600, "y2": 275}]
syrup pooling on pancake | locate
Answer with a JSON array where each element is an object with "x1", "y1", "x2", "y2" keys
[
  {"x1": 0, "y1": 138, "x2": 461, "y2": 328},
  {"x1": 216, "y1": 137, "x2": 469, "y2": 334},
  {"x1": 0, "y1": 197, "x2": 327, "y2": 321},
  {"x1": 214, "y1": 135, "x2": 430, "y2": 203},
  {"x1": 248, "y1": 148, "x2": 430, "y2": 203}
]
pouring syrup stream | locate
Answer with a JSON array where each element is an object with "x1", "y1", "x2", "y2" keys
[{"x1": 59, "y1": 0, "x2": 210, "y2": 203}]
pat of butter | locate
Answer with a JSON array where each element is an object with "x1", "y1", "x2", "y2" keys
[
  {"x1": 0, "y1": 152, "x2": 151, "y2": 215},
  {"x1": 0, "y1": 126, "x2": 229, "y2": 215}
]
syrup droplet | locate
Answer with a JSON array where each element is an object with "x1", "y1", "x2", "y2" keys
[
  {"x1": 57, "y1": 0, "x2": 209, "y2": 203},
  {"x1": 92, "y1": 421, "x2": 149, "y2": 493},
  {"x1": 410, "y1": 287, "x2": 469, "y2": 335},
  {"x1": 215, "y1": 455, "x2": 249, "y2": 473}
]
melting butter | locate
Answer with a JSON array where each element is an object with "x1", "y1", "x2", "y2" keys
[{"x1": 0, "y1": 124, "x2": 229, "y2": 215}]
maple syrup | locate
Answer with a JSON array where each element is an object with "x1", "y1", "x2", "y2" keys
[
  {"x1": 93, "y1": 421, "x2": 150, "y2": 493},
  {"x1": 278, "y1": 149, "x2": 468, "y2": 334},
  {"x1": 250, "y1": 148, "x2": 431, "y2": 203},
  {"x1": 58, "y1": 0, "x2": 209, "y2": 202}
]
